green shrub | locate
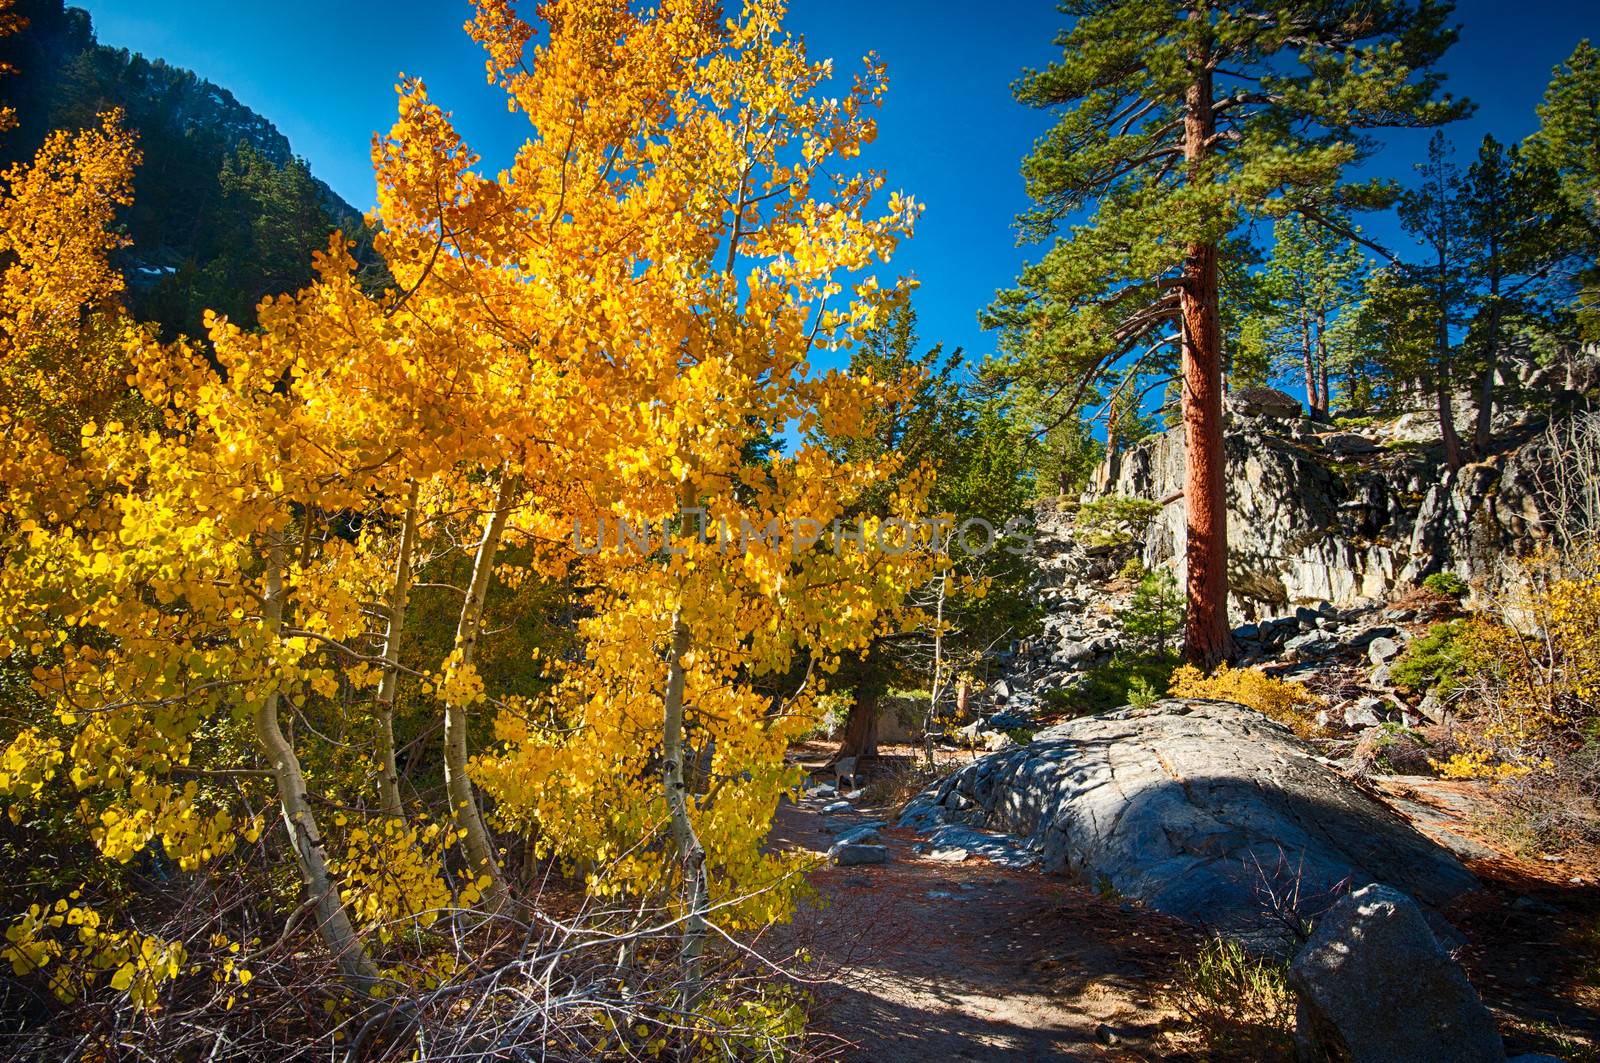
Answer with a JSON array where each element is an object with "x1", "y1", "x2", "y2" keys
[
  {"x1": 1391, "y1": 619, "x2": 1472, "y2": 694},
  {"x1": 1117, "y1": 555, "x2": 1147, "y2": 583},
  {"x1": 1422, "y1": 571, "x2": 1469, "y2": 598},
  {"x1": 1333, "y1": 414, "x2": 1379, "y2": 430},
  {"x1": 1075, "y1": 495, "x2": 1161, "y2": 548},
  {"x1": 1047, "y1": 654, "x2": 1179, "y2": 717},
  {"x1": 1121, "y1": 567, "x2": 1182, "y2": 655}
]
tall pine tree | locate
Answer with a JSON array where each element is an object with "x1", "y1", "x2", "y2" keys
[
  {"x1": 1526, "y1": 40, "x2": 1600, "y2": 341},
  {"x1": 986, "y1": 0, "x2": 1463, "y2": 665}
]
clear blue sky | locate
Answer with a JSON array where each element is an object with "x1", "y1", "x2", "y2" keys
[{"x1": 77, "y1": 0, "x2": 1598, "y2": 376}]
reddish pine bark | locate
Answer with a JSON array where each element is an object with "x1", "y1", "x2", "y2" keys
[{"x1": 1179, "y1": 58, "x2": 1231, "y2": 668}]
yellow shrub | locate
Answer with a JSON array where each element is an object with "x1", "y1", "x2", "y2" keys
[
  {"x1": 1169, "y1": 663, "x2": 1324, "y2": 739},
  {"x1": 1436, "y1": 557, "x2": 1600, "y2": 781}
]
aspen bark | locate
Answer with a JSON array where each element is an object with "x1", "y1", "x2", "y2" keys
[
  {"x1": 661, "y1": 601, "x2": 709, "y2": 1012},
  {"x1": 374, "y1": 481, "x2": 419, "y2": 820},
  {"x1": 443, "y1": 472, "x2": 518, "y2": 909},
  {"x1": 1179, "y1": 45, "x2": 1231, "y2": 669},
  {"x1": 254, "y1": 541, "x2": 379, "y2": 993},
  {"x1": 923, "y1": 573, "x2": 948, "y2": 768}
]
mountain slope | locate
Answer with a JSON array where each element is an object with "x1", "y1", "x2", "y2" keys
[{"x1": 0, "y1": 0, "x2": 377, "y2": 335}]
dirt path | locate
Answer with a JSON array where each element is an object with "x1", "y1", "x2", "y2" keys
[{"x1": 771, "y1": 785, "x2": 1201, "y2": 1061}]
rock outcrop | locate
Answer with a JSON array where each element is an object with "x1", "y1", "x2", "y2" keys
[
  {"x1": 1077, "y1": 361, "x2": 1597, "y2": 620},
  {"x1": 1291, "y1": 884, "x2": 1504, "y2": 1063},
  {"x1": 898, "y1": 699, "x2": 1478, "y2": 949}
]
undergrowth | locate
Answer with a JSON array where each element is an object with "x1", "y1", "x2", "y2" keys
[
  {"x1": 1170, "y1": 937, "x2": 1295, "y2": 1057},
  {"x1": 860, "y1": 759, "x2": 945, "y2": 810},
  {"x1": 1046, "y1": 654, "x2": 1179, "y2": 718},
  {"x1": 1168, "y1": 663, "x2": 1325, "y2": 739}
]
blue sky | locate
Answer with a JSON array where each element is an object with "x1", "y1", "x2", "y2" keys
[{"x1": 79, "y1": 0, "x2": 1597, "y2": 376}]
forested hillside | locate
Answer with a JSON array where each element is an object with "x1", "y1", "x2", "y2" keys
[{"x1": 0, "y1": 0, "x2": 373, "y2": 336}]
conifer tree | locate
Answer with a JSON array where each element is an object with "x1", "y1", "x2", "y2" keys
[
  {"x1": 1247, "y1": 215, "x2": 1367, "y2": 418},
  {"x1": 1526, "y1": 40, "x2": 1600, "y2": 340},
  {"x1": 987, "y1": 0, "x2": 1464, "y2": 665},
  {"x1": 1398, "y1": 131, "x2": 1472, "y2": 469},
  {"x1": 1459, "y1": 135, "x2": 1567, "y2": 451}
]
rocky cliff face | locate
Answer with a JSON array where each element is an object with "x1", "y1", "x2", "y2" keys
[{"x1": 1084, "y1": 352, "x2": 1598, "y2": 622}]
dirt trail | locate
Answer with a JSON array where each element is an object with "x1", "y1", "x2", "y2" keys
[
  {"x1": 771, "y1": 784, "x2": 1200, "y2": 1062},
  {"x1": 768, "y1": 756, "x2": 1600, "y2": 1062}
]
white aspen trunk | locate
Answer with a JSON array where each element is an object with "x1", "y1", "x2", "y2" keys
[
  {"x1": 254, "y1": 540, "x2": 379, "y2": 992},
  {"x1": 662, "y1": 600, "x2": 709, "y2": 1013},
  {"x1": 443, "y1": 472, "x2": 518, "y2": 909},
  {"x1": 374, "y1": 481, "x2": 419, "y2": 820},
  {"x1": 923, "y1": 573, "x2": 948, "y2": 768}
]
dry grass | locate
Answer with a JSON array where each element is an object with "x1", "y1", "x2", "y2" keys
[{"x1": 1168, "y1": 937, "x2": 1296, "y2": 1058}]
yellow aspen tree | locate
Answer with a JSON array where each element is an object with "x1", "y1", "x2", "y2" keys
[
  {"x1": 454, "y1": 0, "x2": 932, "y2": 1011},
  {"x1": 2, "y1": 236, "x2": 485, "y2": 996},
  {"x1": 372, "y1": 480, "x2": 419, "y2": 820},
  {"x1": 0, "y1": 113, "x2": 142, "y2": 455}
]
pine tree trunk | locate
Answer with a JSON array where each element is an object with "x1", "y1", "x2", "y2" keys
[
  {"x1": 443, "y1": 473, "x2": 518, "y2": 909},
  {"x1": 1473, "y1": 356, "x2": 1497, "y2": 455},
  {"x1": 1435, "y1": 251, "x2": 1465, "y2": 471},
  {"x1": 1301, "y1": 315, "x2": 1320, "y2": 418},
  {"x1": 835, "y1": 688, "x2": 880, "y2": 762},
  {"x1": 661, "y1": 602, "x2": 709, "y2": 1013},
  {"x1": 1474, "y1": 253, "x2": 1503, "y2": 455},
  {"x1": 1179, "y1": 59, "x2": 1231, "y2": 669},
  {"x1": 1315, "y1": 310, "x2": 1331, "y2": 419},
  {"x1": 254, "y1": 541, "x2": 379, "y2": 993},
  {"x1": 374, "y1": 481, "x2": 419, "y2": 820}
]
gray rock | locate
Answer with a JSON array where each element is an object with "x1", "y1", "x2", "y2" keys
[
  {"x1": 1290, "y1": 884, "x2": 1503, "y2": 1063},
  {"x1": 833, "y1": 825, "x2": 882, "y2": 846},
  {"x1": 829, "y1": 842, "x2": 888, "y2": 866},
  {"x1": 899, "y1": 700, "x2": 1476, "y2": 950},
  {"x1": 1068, "y1": 386, "x2": 1585, "y2": 621},
  {"x1": 1418, "y1": 694, "x2": 1446, "y2": 724},
  {"x1": 986, "y1": 711, "x2": 1030, "y2": 732},
  {"x1": 1368, "y1": 636, "x2": 1403, "y2": 664},
  {"x1": 1228, "y1": 386, "x2": 1303, "y2": 419},
  {"x1": 1510, "y1": 895, "x2": 1560, "y2": 915},
  {"x1": 924, "y1": 824, "x2": 1038, "y2": 869},
  {"x1": 1344, "y1": 697, "x2": 1387, "y2": 729},
  {"x1": 820, "y1": 800, "x2": 853, "y2": 815},
  {"x1": 1369, "y1": 663, "x2": 1394, "y2": 688},
  {"x1": 1286, "y1": 630, "x2": 1338, "y2": 658},
  {"x1": 927, "y1": 847, "x2": 970, "y2": 862},
  {"x1": 1324, "y1": 432, "x2": 1382, "y2": 456},
  {"x1": 809, "y1": 782, "x2": 837, "y2": 799},
  {"x1": 822, "y1": 818, "x2": 886, "y2": 837}
]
